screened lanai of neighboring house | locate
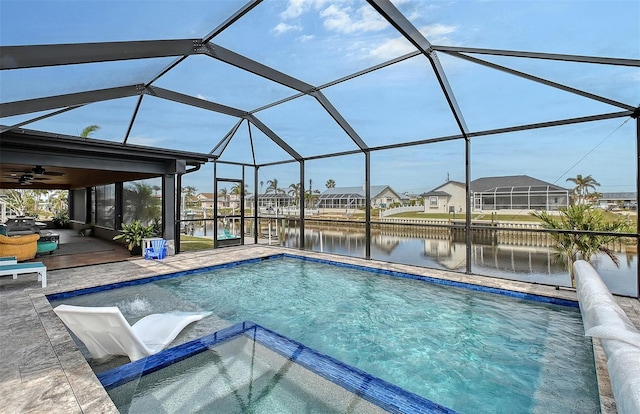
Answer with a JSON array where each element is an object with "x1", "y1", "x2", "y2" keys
[
  {"x1": 318, "y1": 192, "x2": 366, "y2": 209},
  {"x1": 473, "y1": 185, "x2": 570, "y2": 211},
  {"x1": 247, "y1": 193, "x2": 293, "y2": 209},
  {"x1": 0, "y1": 0, "x2": 639, "y2": 295}
]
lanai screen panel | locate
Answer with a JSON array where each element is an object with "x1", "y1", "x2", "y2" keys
[
  {"x1": 0, "y1": 58, "x2": 177, "y2": 103},
  {"x1": 391, "y1": 0, "x2": 636, "y2": 55},
  {"x1": 475, "y1": 55, "x2": 640, "y2": 107},
  {"x1": 25, "y1": 97, "x2": 143, "y2": 143},
  {"x1": 471, "y1": 120, "x2": 637, "y2": 201},
  {"x1": 322, "y1": 55, "x2": 463, "y2": 147},
  {"x1": 255, "y1": 94, "x2": 362, "y2": 158},
  {"x1": 152, "y1": 55, "x2": 298, "y2": 112},
  {"x1": 213, "y1": 0, "x2": 418, "y2": 85},
  {"x1": 215, "y1": 122, "x2": 298, "y2": 166},
  {"x1": 127, "y1": 96, "x2": 239, "y2": 152},
  {"x1": 437, "y1": 53, "x2": 627, "y2": 133},
  {"x1": 0, "y1": 1, "x2": 247, "y2": 44}
]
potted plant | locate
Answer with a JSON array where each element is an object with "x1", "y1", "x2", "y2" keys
[
  {"x1": 113, "y1": 220, "x2": 155, "y2": 256},
  {"x1": 51, "y1": 211, "x2": 69, "y2": 229}
]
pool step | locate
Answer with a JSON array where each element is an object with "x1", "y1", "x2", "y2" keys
[{"x1": 531, "y1": 310, "x2": 599, "y2": 413}]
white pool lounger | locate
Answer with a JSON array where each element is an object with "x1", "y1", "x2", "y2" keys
[
  {"x1": 0, "y1": 260, "x2": 47, "y2": 287},
  {"x1": 53, "y1": 304, "x2": 210, "y2": 362}
]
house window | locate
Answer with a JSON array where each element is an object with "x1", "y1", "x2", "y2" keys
[
  {"x1": 430, "y1": 196, "x2": 438, "y2": 207},
  {"x1": 95, "y1": 184, "x2": 115, "y2": 228}
]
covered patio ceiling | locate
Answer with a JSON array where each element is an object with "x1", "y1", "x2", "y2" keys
[
  {"x1": 0, "y1": 0, "x2": 638, "y2": 194},
  {"x1": 0, "y1": 128, "x2": 210, "y2": 190}
]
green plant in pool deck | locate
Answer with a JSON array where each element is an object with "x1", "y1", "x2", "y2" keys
[
  {"x1": 532, "y1": 205, "x2": 634, "y2": 286},
  {"x1": 51, "y1": 210, "x2": 69, "y2": 229},
  {"x1": 113, "y1": 220, "x2": 155, "y2": 251}
]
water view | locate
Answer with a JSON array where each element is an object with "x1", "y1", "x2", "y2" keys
[{"x1": 185, "y1": 220, "x2": 638, "y2": 297}]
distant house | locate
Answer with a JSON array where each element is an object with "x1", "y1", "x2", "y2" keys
[
  {"x1": 245, "y1": 193, "x2": 293, "y2": 209},
  {"x1": 421, "y1": 175, "x2": 570, "y2": 213},
  {"x1": 421, "y1": 181, "x2": 466, "y2": 214},
  {"x1": 318, "y1": 185, "x2": 403, "y2": 209},
  {"x1": 471, "y1": 175, "x2": 569, "y2": 212},
  {"x1": 597, "y1": 192, "x2": 637, "y2": 210},
  {"x1": 196, "y1": 193, "x2": 214, "y2": 209}
]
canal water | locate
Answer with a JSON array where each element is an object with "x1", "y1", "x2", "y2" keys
[{"x1": 187, "y1": 220, "x2": 638, "y2": 297}]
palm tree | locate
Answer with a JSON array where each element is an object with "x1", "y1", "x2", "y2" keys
[
  {"x1": 218, "y1": 187, "x2": 228, "y2": 208},
  {"x1": 532, "y1": 205, "x2": 633, "y2": 286},
  {"x1": 182, "y1": 186, "x2": 198, "y2": 209},
  {"x1": 152, "y1": 185, "x2": 161, "y2": 197},
  {"x1": 585, "y1": 192, "x2": 602, "y2": 206},
  {"x1": 48, "y1": 190, "x2": 68, "y2": 214},
  {"x1": 326, "y1": 179, "x2": 336, "y2": 188},
  {"x1": 123, "y1": 182, "x2": 160, "y2": 224},
  {"x1": 305, "y1": 189, "x2": 320, "y2": 207},
  {"x1": 566, "y1": 174, "x2": 600, "y2": 205},
  {"x1": 265, "y1": 179, "x2": 283, "y2": 194},
  {"x1": 80, "y1": 124, "x2": 101, "y2": 139},
  {"x1": 288, "y1": 183, "x2": 301, "y2": 205}
]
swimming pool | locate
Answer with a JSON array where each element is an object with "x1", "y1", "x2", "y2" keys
[
  {"x1": 100, "y1": 321, "x2": 452, "y2": 413},
  {"x1": 49, "y1": 254, "x2": 599, "y2": 413}
]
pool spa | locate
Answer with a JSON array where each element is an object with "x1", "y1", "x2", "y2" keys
[{"x1": 48, "y1": 254, "x2": 600, "y2": 413}]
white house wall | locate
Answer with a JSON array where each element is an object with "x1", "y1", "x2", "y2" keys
[
  {"x1": 373, "y1": 188, "x2": 402, "y2": 208},
  {"x1": 425, "y1": 183, "x2": 466, "y2": 214}
]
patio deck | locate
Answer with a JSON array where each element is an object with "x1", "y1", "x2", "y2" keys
[{"x1": 1, "y1": 245, "x2": 637, "y2": 413}]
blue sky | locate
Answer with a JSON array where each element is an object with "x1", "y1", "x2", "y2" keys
[{"x1": 1, "y1": 0, "x2": 639, "y2": 196}]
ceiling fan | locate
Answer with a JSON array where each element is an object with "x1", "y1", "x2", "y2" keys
[
  {"x1": 30, "y1": 165, "x2": 65, "y2": 176},
  {"x1": 5, "y1": 165, "x2": 65, "y2": 178},
  {"x1": 10, "y1": 174, "x2": 52, "y2": 185}
]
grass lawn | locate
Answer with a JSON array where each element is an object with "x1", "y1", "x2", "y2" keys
[
  {"x1": 385, "y1": 210, "x2": 637, "y2": 225},
  {"x1": 179, "y1": 235, "x2": 213, "y2": 251},
  {"x1": 386, "y1": 212, "x2": 542, "y2": 222}
]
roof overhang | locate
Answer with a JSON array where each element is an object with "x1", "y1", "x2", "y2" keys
[{"x1": 0, "y1": 127, "x2": 212, "y2": 190}]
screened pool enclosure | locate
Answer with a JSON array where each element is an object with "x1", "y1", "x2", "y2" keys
[{"x1": 0, "y1": 0, "x2": 638, "y2": 296}]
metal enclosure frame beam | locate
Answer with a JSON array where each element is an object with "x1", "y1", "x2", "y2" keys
[
  {"x1": 244, "y1": 114, "x2": 303, "y2": 161},
  {"x1": 0, "y1": 39, "x2": 202, "y2": 70},
  {"x1": 204, "y1": 43, "x2": 314, "y2": 93},
  {"x1": 366, "y1": 0, "x2": 469, "y2": 136},
  {"x1": 444, "y1": 51, "x2": 636, "y2": 111},
  {"x1": 145, "y1": 86, "x2": 246, "y2": 118},
  {"x1": 204, "y1": 43, "x2": 369, "y2": 152},
  {"x1": 0, "y1": 85, "x2": 144, "y2": 117},
  {"x1": 432, "y1": 45, "x2": 640, "y2": 67},
  {"x1": 367, "y1": 0, "x2": 472, "y2": 271}
]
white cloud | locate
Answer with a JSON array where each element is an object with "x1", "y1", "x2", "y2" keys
[
  {"x1": 280, "y1": 0, "x2": 332, "y2": 19},
  {"x1": 419, "y1": 23, "x2": 457, "y2": 45},
  {"x1": 297, "y1": 34, "x2": 315, "y2": 43},
  {"x1": 272, "y1": 22, "x2": 303, "y2": 36},
  {"x1": 279, "y1": 1, "x2": 388, "y2": 34},
  {"x1": 368, "y1": 37, "x2": 416, "y2": 60},
  {"x1": 129, "y1": 135, "x2": 161, "y2": 147},
  {"x1": 366, "y1": 23, "x2": 458, "y2": 60},
  {"x1": 280, "y1": 0, "x2": 310, "y2": 19},
  {"x1": 320, "y1": 4, "x2": 387, "y2": 34}
]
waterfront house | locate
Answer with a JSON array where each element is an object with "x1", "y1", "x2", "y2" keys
[
  {"x1": 597, "y1": 192, "x2": 637, "y2": 210},
  {"x1": 245, "y1": 193, "x2": 293, "y2": 211},
  {"x1": 196, "y1": 193, "x2": 215, "y2": 210},
  {"x1": 421, "y1": 181, "x2": 466, "y2": 214},
  {"x1": 472, "y1": 175, "x2": 570, "y2": 212},
  {"x1": 422, "y1": 175, "x2": 570, "y2": 214},
  {"x1": 318, "y1": 185, "x2": 403, "y2": 211}
]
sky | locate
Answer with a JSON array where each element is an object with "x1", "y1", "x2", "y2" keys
[{"x1": 1, "y1": 0, "x2": 639, "y2": 196}]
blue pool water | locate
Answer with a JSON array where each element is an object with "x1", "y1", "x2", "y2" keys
[{"x1": 50, "y1": 256, "x2": 599, "y2": 413}]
